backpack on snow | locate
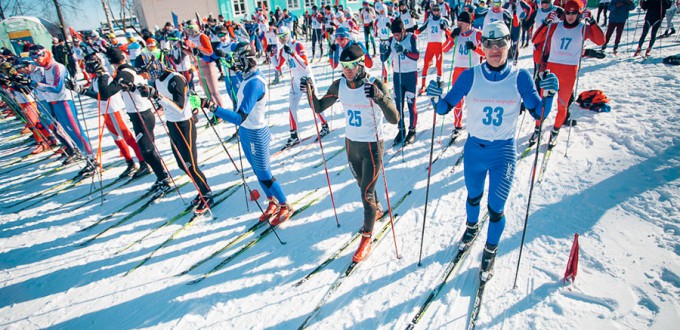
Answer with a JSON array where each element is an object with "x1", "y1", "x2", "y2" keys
[
  {"x1": 663, "y1": 55, "x2": 680, "y2": 65},
  {"x1": 576, "y1": 90, "x2": 611, "y2": 113}
]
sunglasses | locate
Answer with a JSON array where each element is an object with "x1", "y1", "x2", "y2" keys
[
  {"x1": 482, "y1": 37, "x2": 509, "y2": 49},
  {"x1": 218, "y1": 33, "x2": 228, "y2": 37},
  {"x1": 30, "y1": 52, "x2": 45, "y2": 59},
  {"x1": 340, "y1": 57, "x2": 363, "y2": 69},
  {"x1": 565, "y1": 11, "x2": 579, "y2": 15}
]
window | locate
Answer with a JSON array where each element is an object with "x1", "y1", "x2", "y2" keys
[
  {"x1": 304, "y1": 0, "x2": 315, "y2": 7},
  {"x1": 287, "y1": 0, "x2": 301, "y2": 9},
  {"x1": 234, "y1": 0, "x2": 247, "y2": 15},
  {"x1": 347, "y1": 0, "x2": 359, "y2": 3}
]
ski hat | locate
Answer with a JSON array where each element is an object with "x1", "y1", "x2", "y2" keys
[
  {"x1": 491, "y1": 0, "x2": 502, "y2": 7},
  {"x1": 233, "y1": 41, "x2": 257, "y2": 72},
  {"x1": 339, "y1": 43, "x2": 365, "y2": 63},
  {"x1": 106, "y1": 46, "x2": 126, "y2": 65},
  {"x1": 84, "y1": 53, "x2": 104, "y2": 74},
  {"x1": 458, "y1": 11, "x2": 472, "y2": 24},
  {"x1": 335, "y1": 27, "x2": 351, "y2": 38},
  {"x1": 28, "y1": 45, "x2": 52, "y2": 67},
  {"x1": 564, "y1": 0, "x2": 582, "y2": 12},
  {"x1": 391, "y1": 18, "x2": 405, "y2": 33},
  {"x1": 482, "y1": 21, "x2": 510, "y2": 39}
]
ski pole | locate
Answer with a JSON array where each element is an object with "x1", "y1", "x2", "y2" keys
[
  {"x1": 365, "y1": 78, "x2": 401, "y2": 259},
  {"x1": 513, "y1": 91, "x2": 551, "y2": 289},
  {"x1": 126, "y1": 91, "x2": 186, "y2": 204},
  {"x1": 306, "y1": 82, "x2": 340, "y2": 227},
  {"x1": 565, "y1": 24, "x2": 587, "y2": 158},
  {"x1": 417, "y1": 96, "x2": 439, "y2": 266}
]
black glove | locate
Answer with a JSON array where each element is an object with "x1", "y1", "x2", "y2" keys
[
  {"x1": 363, "y1": 80, "x2": 383, "y2": 100},
  {"x1": 512, "y1": 3, "x2": 517, "y2": 11},
  {"x1": 465, "y1": 41, "x2": 476, "y2": 51},
  {"x1": 330, "y1": 43, "x2": 337, "y2": 52},
  {"x1": 283, "y1": 44, "x2": 293, "y2": 55},
  {"x1": 64, "y1": 78, "x2": 76, "y2": 91},
  {"x1": 452, "y1": 27, "x2": 461, "y2": 38},
  {"x1": 137, "y1": 84, "x2": 159, "y2": 99},
  {"x1": 214, "y1": 49, "x2": 226, "y2": 58},
  {"x1": 201, "y1": 97, "x2": 217, "y2": 112},
  {"x1": 440, "y1": 23, "x2": 447, "y2": 30},
  {"x1": 300, "y1": 76, "x2": 314, "y2": 92},
  {"x1": 116, "y1": 78, "x2": 136, "y2": 92},
  {"x1": 586, "y1": 17, "x2": 597, "y2": 26},
  {"x1": 394, "y1": 43, "x2": 405, "y2": 53}
]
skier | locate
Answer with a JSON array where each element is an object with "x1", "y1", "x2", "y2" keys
[
  {"x1": 597, "y1": 0, "x2": 611, "y2": 25},
  {"x1": 374, "y1": 5, "x2": 395, "y2": 83},
  {"x1": 185, "y1": 20, "x2": 226, "y2": 108},
  {"x1": 634, "y1": 0, "x2": 673, "y2": 57},
  {"x1": 275, "y1": 26, "x2": 331, "y2": 148},
  {"x1": 527, "y1": 0, "x2": 564, "y2": 77},
  {"x1": 29, "y1": 45, "x2": 97, "y2": 177},
  {"x1": 214, "y1": 26, "x2": 243, "y2": 107},
  {"x1": 396, "y1": 1, "x2": 420, "y2": 33},
  {"x1": 301, "y1": 44, "x2": 399, "y2": 262},
  {"x1": 381, "y1": 18, "x2": 420, "y2": 145},
  {"x1": 310, "y1": 5, "x2": 325, "y2": 59},
  {"x1": 445, "y1": 11, "x2": 485, "y2": 139},
  {"x1": 2, "y1": 61, "x2": 54, "y2": 154},
  {"x1": 601, "y1": 0, "x2": 637, "y2": 54},
  {"x1": 329, "y1": 27, "x2": 374, "y2": 70},
  {"x1": 106, "y1": 47, "x2": 171, "y2": 195},
  {"x1": 532, "y1": 0, "x2": 605, "y2": 147},
  {"x1": 203, "y1": 42, "x2": 294, "y2": 226},
  {"x1": 360, "y1": 0, "x2": 378, "y2": 56},
  {"x1": 427, "y1": 21, "x2": 559, "y2": 280},
  {"x1": 68, "y1": 53, "x2": 146, "y2": 178},
  {"x1": 137, "y1": 68, "x2": 215, "y2": 213},
  {"x1": 661, "y1": 0, "x2": 677, "y2": 37},
  {"x1": 416, "y1": 3, "x2": 452, "y2": 95}
]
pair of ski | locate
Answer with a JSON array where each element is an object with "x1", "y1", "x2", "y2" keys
[
  {"x1": 78, "y1": 178, "x2": 193, "y2": 246},
  {"x1": 274, "y1": 130, "x2": 332, "y2": 159},
  {"x1": 122, "y1": 181, "x2": 245, "y2": 276},
  {"x1": 426, "y1": 131, "x2": 464, "y2": 172},
  {"x1": 297, "y1": 190, "x2": 413, "y2": 329},
  {"x1": 517, "y1": 133, "x2": 557, "y2": 184},
  {"x1": 406, "y1": 214, "x2": 490, "y2": 330},
  {"x1": 178, "y1": 188, "x2": 327, "y2": 284}
]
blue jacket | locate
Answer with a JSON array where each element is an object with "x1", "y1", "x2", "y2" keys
[{"x1": 608, "y1": 0, "x2": 637, "y2": 23}]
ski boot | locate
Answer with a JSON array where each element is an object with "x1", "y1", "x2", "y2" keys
[
  {"x1": 133, "y1": 161, "x2": 151, "y2": 178},
  {"x1": 271, "y1": 72, "x2": 281, "y2": 85},
  {"x1": 270, "y1": 203, "x2": 294, "y2": 226},
  {"x1": 645, "y1": 47, "x2": 652, "y2": 57},
  {"x1": 352, "y1": 231, "x2": 372, "y2": 262},
  {"x1": 451, "y1": 127, "x2": 463, "y2": 140},
  {"x1": 284, "y1": 130, "x2": 300, "y2": 148},
  {"x1": 259, "y1": 197, "x2": 280, "y2": 222},
  {"x1": 633, "y1": 47, "x2": 642, "y2": 57},
  {"x1": 393, "y1": 130, "x2": 405, "y2": 146},
  {"x1": 459, "y1": 221, "x2": 480, "y2": 251},
  {"x1": 528, "y1": 126, "x2": 541, "y2": 146},
  {"x1": 150, "y1": 178, "x2": 172, "y2": 199},
  {"x1": 78, "y1": 160, "x2": 98, "y2": 178},
  {"x1": 194, "y1": 192, "x2": 214, "y2": 215},
  {"x1": 480, "y1": 243, "x2": 498, "y2": 282},
  {"x1": 548, "y1": 129, "x2": 559, "y2": 149},
  {"x1": 119, "y1": 160, "x2": 138, "y2": 178},
  {"x1": 62, "y1": 153, "x2": 81, "y2": 166},
  {"x1": 30, "y1": 142, "x2": 49, "y2": 155},
  {"x1": 318, "y1": 123, "x2": 331, "y2": 138},
  {"x1": 404, "y1": 128, "x2": 416, "y2": 145}
]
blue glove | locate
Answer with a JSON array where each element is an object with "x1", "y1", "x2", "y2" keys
[
  {"x1": 426, "y1": 80, "x2": 443, "y2": 98},
  {"x1": 538, "y1": 70, "x2": 558, "y2": 97}
]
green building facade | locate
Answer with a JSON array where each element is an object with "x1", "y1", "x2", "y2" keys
[{"x1": 217, "y1": 0, "x2": 365, "y2": 22}]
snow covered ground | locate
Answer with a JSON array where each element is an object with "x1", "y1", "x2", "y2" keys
[{"x1": 1, "y1": 12, "x2": 679, "y2": 330}]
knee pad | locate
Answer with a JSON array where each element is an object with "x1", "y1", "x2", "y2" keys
[
  {"x1": 260, "y1": 176, "x2": 276, "y2": 188},
  {"x1": 467, "y1": 194, "x2": 483, "y2": 207},
  {"x1": 488, "y1": 206, "x2": 505, "y2": 223}
]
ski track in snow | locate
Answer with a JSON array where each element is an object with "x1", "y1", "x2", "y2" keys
[{"x1": 1, "y1": 12, "x2": 679, "y2": 329}]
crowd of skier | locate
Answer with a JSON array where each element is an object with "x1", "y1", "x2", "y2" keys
[{"x1": 1, "y1": 0, "x2": 677, "y2": 285}]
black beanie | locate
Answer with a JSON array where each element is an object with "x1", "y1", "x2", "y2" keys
[
  {"x1": 339, "y1": 44, "x2": 365, "y2": 63},
  {"x1": 106, "y1": 46, "x2": 126, "y2": 65},
  {"x1": 458, "y1": 11, "x2": 472, "y2": 24},
  {"x1": 391, "y1": 18, "x2": 405, "y2": 33}
]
